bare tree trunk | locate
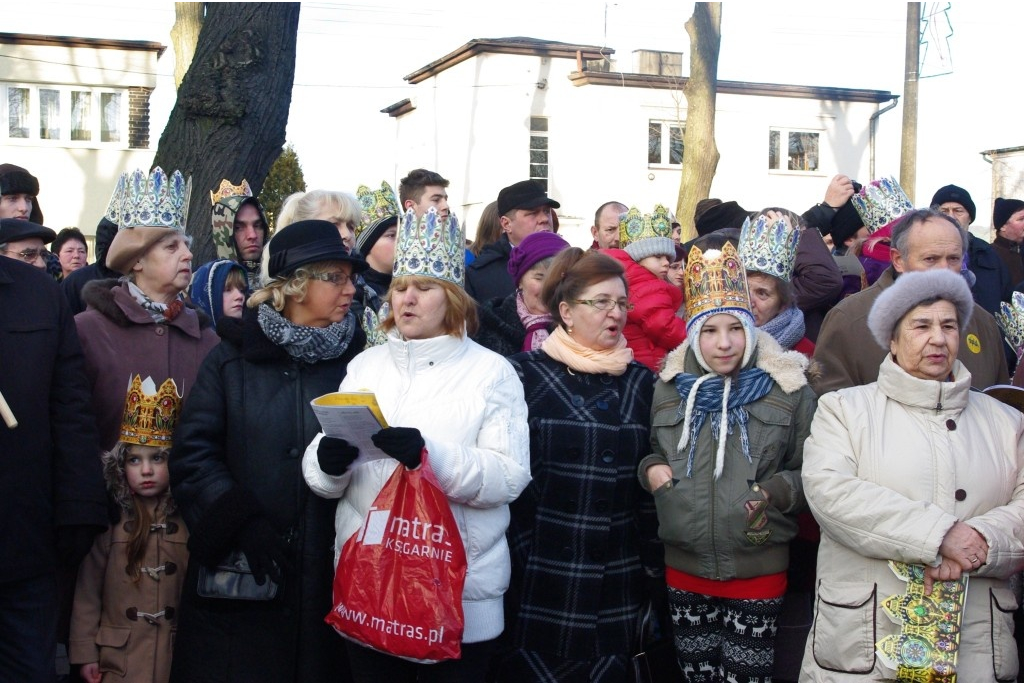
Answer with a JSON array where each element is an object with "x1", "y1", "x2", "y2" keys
[
  {"x1": 677, "y1": 3, "x2": 722, "y2": 243},
  {"x1": 170, "y1": 3, "x2": 205, "y2": 90},
  {"x1": 900, "y1": 2, "x2": 920, "y2": 203},
  {"x1": 153, "y1": 2, "x2": 300, "y2": 264}
]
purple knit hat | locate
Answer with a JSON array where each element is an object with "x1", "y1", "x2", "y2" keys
[{"x1": 507, "y1": 231, "x2": 570, "y2": 285}]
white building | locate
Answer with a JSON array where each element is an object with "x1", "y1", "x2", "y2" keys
[
  {"x1": 0, "y1": 32, "x2": 164, "y2": 241},
  {"x1": 382, "y1": 37, "x2": 898, "y2": 247}
]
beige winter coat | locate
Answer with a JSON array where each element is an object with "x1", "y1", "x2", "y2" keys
[
  {"x1": 69, "y1": 512, "x2": 189, "y2": 682},
  {"x1": 800, "y1": 356, "x2": 1024, "y2": 682}
]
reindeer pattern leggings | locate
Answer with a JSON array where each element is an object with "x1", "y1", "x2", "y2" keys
[{"x1": 667, "y1": 588, "x2": 784, "y2": 683}]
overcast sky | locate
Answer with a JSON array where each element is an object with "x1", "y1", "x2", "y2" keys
[{"x1": 9, "y1": 1, "x2": 1019, "y2": 214}]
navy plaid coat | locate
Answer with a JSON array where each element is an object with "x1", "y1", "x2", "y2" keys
[{"x1": 505, "y1": 351, "x2": 662, "y2": 660}]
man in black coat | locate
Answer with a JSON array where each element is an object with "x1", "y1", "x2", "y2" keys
[
  {"x1": 0, "y1": 255, "x2": 107, "y2": 681},
  {"x1": 465, "y1": 180, "x2": 559, "y2": 303}
]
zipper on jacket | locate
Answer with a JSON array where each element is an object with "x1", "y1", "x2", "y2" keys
[
  {"x1": 934, "y1": 384, "x2": 943, "y2": 413},
  {"x1": 710, "y1": 465, "x2": 720, "y2": 579}
]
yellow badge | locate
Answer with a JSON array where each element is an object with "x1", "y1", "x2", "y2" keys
[{"x1": 966, "y1": 333, "x2": 981, "y2": 354}]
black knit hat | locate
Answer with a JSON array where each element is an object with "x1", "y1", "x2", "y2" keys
[
  {"x1": 930, "y1": 184, "x2": 976, "y2": 223},
  {"x1": 830, "y1": 180, "x2": 865, "y2": 245},
  {"x1": 266, "y1": 219, "x2": 367, "y2": 279},
  {"x1": 694, "y1": 200, "x2": 750, "y2": 236},
  {"x1": 993, "y1": 198, "x2": 1024, "y2": 230},
  {"x1": 0, "y1": 164, "x2": 43, "y2": 223}
]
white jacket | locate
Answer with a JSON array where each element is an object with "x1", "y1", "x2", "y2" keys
[
  {"x1": 303, "y1": 330, "x2": 531, "y2": 644},
  {"x1": 800, "y1": 356, "x2": 1024, "y2": 682}
]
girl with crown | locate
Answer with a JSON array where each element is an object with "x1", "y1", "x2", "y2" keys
[
  {"x1": 639, "y1": 242, "x2": 817, "y2": 682},
  {"x1": 69, "y1": 376, "x2": 188, "y2": 683},
  {"x1": 603, "y1": 205, "x2": 688, "y2": 372}
]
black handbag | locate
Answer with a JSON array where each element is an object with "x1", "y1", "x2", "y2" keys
[
  {"x1": 196, "y1": 549, "x2": 279, "y2": 601},
  {"x1": 631, "y1": 599, "x2": 683, "y2": 683}
]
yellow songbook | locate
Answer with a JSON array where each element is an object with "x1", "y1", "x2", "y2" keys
[{"x1": 310, "y1": 391, "x2": 390, "y2": 463}]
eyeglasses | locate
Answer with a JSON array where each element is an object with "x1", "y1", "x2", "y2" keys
[
  {"x1": 573, "y1": 298, "x2": 634, "y2": 312},
  {"x1": 309, "y1": 271, "x2": 352, "y2": 287},
  {"x1": 3, "y1": 247, "x2": 48, "y2": 263}
]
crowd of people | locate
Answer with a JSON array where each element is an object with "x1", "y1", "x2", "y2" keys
[{"x1": 2, "y1": 159, "x2": 1024, "y2": 684}]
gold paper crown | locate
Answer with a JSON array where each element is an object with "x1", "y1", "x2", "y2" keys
[
  {"x1": 684, "y1": 241, "x2": 751, "y2": 324},
  {"x1": 118, "y1": 167, "x2": 191, "y2": 232},
  {"x1": 355, "y1": 181, "x2": 401, "y2": 240},
  {"x1": 210, "y1": 178, "x2": 253, "y2": 206},
  {"x1": 618, "y1": 204, "x2": 674, "y2": 247},
  {"x1": 119, "y1": 375, "x2": 182, "y2": 448}
]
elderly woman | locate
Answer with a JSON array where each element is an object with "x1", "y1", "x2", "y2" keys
[
  {"x1": 277, "y1": 189, "x2": 361, "y2": 251},
  {"x1": 498, "y1": 248, "x2": 662, "y2": 682},
  {"x1": 800, "y1": 268, "x2": 1024, "y2": 682},
  {"x1": 170, "y1": 220, "x2": 366, "y2": 681},
  {"x1": 473, "y1": 230, "x2": 569, "y2": 357},
  {"x1": 640, "y1": 242, "x2": 817, "y2": 683},
  {"x1": 739, "y1": 210, "x2": 815, "y2": 356},
  {"x1": 75, "y1": 168, "x2": 219, "y2": 451},
  {"x1": 302, "y1": 208, "x2": 531, "y2": 681}
]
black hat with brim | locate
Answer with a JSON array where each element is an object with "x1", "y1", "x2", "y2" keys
[
  {"x1": 0, "y1": 218, "x2": 56, "y2": 245},
  {"x1": 267, "y1": 219, "x2": 368, "y2": 278}
]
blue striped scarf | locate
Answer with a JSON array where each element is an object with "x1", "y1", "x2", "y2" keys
[{"x1": 673, "y1": 367, "x2": 774, "y2": 478}]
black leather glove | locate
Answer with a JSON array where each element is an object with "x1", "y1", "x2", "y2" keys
[
  {"x1": 55, "y1": 525, "x2": 104, "y2": 570},
  {"x1": 317, "y1": 436, "x2": 360, "y2": 476},
  {"x1": 236, "y1": 517, "x2": 292, "y2": 586},
  {"x1": 372, "y1": 427, "x2": 424, "y2": 469}
]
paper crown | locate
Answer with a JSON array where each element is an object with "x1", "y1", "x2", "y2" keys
[
  {"x1": 618, "y1": 204, "x2": 673, "y2": 246},
  {"x1": 356, "y1": 181, "x2": 401, "y2": 239},
  {"x1": 118, "y1": 167, "x2": 191, "y2": 232},
  {"x1": 738, "y1": 213, "x2": 801, "y2": 282},
  {"x1": 119, "y1": 375, "x2": 182, "y2": 448},
  {"x1": 684, "y1": 241, "x2": 751, "y2": 324},
  {"x1": 997, "y1": 291, "x2": 1024, "y2": 364},
  {"x1": 103, "y1": 173, "x2": 128, "y2": 223},
  {"x1": 393, "y1": 207, "x2": 465, "y2": 286},
  {"x1": 851, "y1": 176, "x2": 914, "y2": 233},
  {"x1": 210, "y1": 178, "x2": 253, "y2": 205}
]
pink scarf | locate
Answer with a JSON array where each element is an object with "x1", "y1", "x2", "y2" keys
[
  {"x1": 516, "y1": 290, "x2": 553, "y2": 352},
  {"x1": 540, "y1": 326, "x2": 633, "y2": 376}
]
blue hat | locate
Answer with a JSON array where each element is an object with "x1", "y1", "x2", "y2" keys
[{"x1": 189, "y1": 259, "x2": 248, "y2": 327}]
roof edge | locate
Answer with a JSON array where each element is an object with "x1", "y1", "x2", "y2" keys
[
  {"x1": 405, "y1": 38, "x2": 610, "y2": 84},
  {"x1": 0, "y1": 32, "x2": 166, "y2": 57}
]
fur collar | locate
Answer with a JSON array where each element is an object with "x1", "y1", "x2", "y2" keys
[
  {"x1": 659, "y1": 329, "x2": 810, "y2": 394},
  {"x1": 81, "y1": 278, "x2": 212, "y2": 331}
]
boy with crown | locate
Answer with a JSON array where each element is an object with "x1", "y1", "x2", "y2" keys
[
  {"x1": 604, "y1": 204, "x2": 688, "y2": 371},
  {"x1": 210, "y1": 178, "x2": 270, "y2": 291},
  {"x1": 70, "y1": 376, "x2": 188, "y2": 683},
  {"x1": 353, "y1": 181, "x2": 401, "y2": 346},
  {"x1": 639, "y1": 241, "x2": 817, "y2": 682},
  {"x1": 75, "y1": 166, "x2": 219, "y2": 452}
]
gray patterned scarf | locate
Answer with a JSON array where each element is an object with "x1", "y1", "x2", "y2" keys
[{"x1": 257, "y1": 303, "x2": 356, "y2": 363}]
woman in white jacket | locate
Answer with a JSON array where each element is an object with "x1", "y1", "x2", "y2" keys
[
  {"x1": 800, "y1": 269, "x2": 1024, "y2": 682},
  {"x1": 303, "y1": 208, "x2": 531, "y2": 681}
]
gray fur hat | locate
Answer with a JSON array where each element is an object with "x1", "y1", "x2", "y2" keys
[{"x1": 867, "y1": 269, "x2": 974, "y2": 349}]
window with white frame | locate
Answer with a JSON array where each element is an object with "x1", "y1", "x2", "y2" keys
[
  {"x1": 768, "y1": 128, "x2": 820, "y2": 172},
  {"x1": 2, "y1": 83, "x2": 127, "y2": 147},
  {"x1": 529, "y1": 117, "x2": 548, "y2": 191},
  {"x1": 648, "y1": 120, "x2": 684, "y2": 167}
]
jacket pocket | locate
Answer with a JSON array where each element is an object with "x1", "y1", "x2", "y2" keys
[
  {"x1": 990, "y1": 587, "x2": 1019, "y2": 682},
  {"x1": 650, "y1": 404, "x2": 685, "y2": 463},
  {"x1": 96, "y1": 624, "x2": 130, "y2": 678},
  {"x1": 745, "y1": 401, "x2": 792, "y2": 467},
  {"x1": 811, "y1": 581, "x2": 876, "y2": 675}
]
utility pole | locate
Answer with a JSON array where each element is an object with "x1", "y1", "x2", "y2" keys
[{"x1": 900, "y1": 3, "x2": 920, "y2": 203}]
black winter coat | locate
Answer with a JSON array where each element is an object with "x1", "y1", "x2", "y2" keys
[
  {"x1": 473, "y1": 294, "x2": 529, "y2": 357},
  {"x1": 169, "y1": 309, "x2": 364, "y2": 682},
  {"x1": 465, "y1": 236, "x2": 514, "y2": 303},
  {"x1": 0, "y1": 257, "x2": 107, "y2": 581}
]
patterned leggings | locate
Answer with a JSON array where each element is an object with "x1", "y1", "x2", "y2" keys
[{"x1": 668, "y1": 588, "x2": 784, "y2": 683}]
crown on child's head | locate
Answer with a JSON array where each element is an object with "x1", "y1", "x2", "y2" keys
[
  {"x1": 618, "y1": 204, "x2": 673, "y2": 247},
  {"x1": 684, "y1": 241, "x2": 751, "y2": 324},
  {"x1": 119, "y1": 375, "x2": 182, "y2": 448},
  {"x1": 356, "y1": 181, "x2": 401, "y2": 238}
]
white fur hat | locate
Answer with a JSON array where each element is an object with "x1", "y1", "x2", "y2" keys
[{"x1": 867, "y1": 269, "x2": 974, "y2": 349}]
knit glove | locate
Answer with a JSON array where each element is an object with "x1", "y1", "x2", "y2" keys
[
  {"x1": 317, "y1": 436, "x2": 360, "y2": 476},
  {"x1": 236, "y1": 517, "x2": 292, "y2": 586},
  {"x1": 371, "y1": 427, "x2": 424, "y2": 470}
]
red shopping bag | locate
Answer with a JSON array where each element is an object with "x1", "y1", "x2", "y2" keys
[{"x1": 325, "y1": 455, "x2": 467, "y2": 663}]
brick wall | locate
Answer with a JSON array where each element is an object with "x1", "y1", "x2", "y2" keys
[{"x1": 128, "y1": 87, "x2": 152, "y2": 149}]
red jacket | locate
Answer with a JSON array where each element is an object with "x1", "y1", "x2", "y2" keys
[{"x1": 604, "y1": 248, "x2": 687, "y2": 372}]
